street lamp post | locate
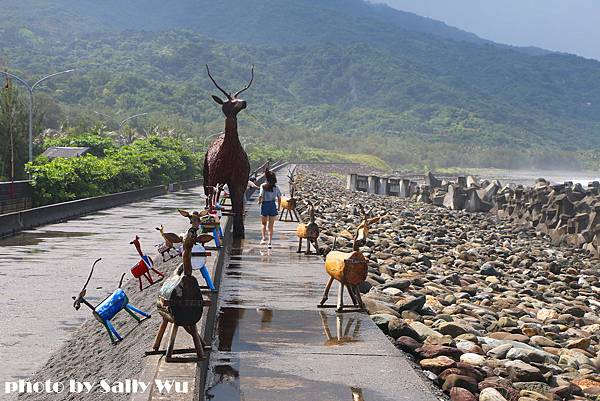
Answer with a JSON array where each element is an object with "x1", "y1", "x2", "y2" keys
[{"x1": 1, "y1": 69, "x2": 75, "y2": 164}]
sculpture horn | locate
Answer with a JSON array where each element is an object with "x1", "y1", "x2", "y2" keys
[
  {"x1": 81, "y1": 258, "x2": 102, "y2": 292},
  {"x1": 234, "y1": 65, "x2": 254, "y2": 97},
  {"x1": 206, "y1": 64, "x2": 231, "y2": 100}
]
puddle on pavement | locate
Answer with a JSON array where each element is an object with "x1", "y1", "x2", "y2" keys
[
  {"x1": 215, "y1": 308, "x2": 365, "y2": 352},
  {"x1": 0, "y1": 230, "x2": 94, "y2": 246},
  {"x1": 205, "y1": 353, "x2": 370, "y2": 400}
]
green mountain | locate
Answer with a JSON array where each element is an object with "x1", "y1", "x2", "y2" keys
[{"x1": 2, "y1": 0, "x2": 600, "y2": 170}]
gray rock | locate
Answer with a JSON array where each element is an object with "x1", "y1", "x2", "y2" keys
[{"x1": 479, "y1": 388, "x2": 508, "y2": 401}]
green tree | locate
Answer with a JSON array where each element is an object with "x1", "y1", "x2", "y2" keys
[{"x1": 0, "y1": 77, "x2": 28, "y2": 180}]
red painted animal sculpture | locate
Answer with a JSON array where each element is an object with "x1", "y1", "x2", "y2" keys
[
  {"x1": 130, "y1": 236, "x2": 164, "y2": 290},
  {"x1": 203, "y1": 64, "x2": 253, "y2": 238}
]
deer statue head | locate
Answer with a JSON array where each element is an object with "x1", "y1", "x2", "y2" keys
[
  {"x1": 307, "y1": 200, "x2": 316, "y2": 224},
  {"x1": 73, "y1": 258, "x2": 102, "y2": 310},
  {"x1": 178, "y1": 209, "x2": 202, "y2": 276},
  {"x1": 288, "y1": 166, "x2": 297, "y2": 198},
  {"x1": 206, "y1": 64, "x2": 254, "y2": 119},
  {"x1": 73, "y1": 258, "x2": 125, "y2": 311},
  {"x1": 353, "y1": 205, "x2": 382, "y2": 251},
  {"x1": 130, "y1": 235, "x2": 144, "y2": 257},
  {"x1": 179, "y1": 209, "x2": 202, "y2": 228}
]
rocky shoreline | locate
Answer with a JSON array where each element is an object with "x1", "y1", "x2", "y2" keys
[{"x1": 295, "y1": 165, "x2": 600, "y2": 401}]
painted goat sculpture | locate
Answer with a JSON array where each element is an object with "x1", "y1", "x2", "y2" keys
[
  {"x1": 72, "y1": 258, "x2": 150, "y2": 344},
  {"x1": 152, "y1": 210, "x2": 209, "y2": 362},
  {"x1": 156, "y1": 225, "x2": 183, "y2": 262},
  {"x1": 319, "y1": 206, "x2": 381, "y2": 312},
  {"x1": 203, "y1": 64, "x2": 253, "y2": 239},
  {"x1": 296, "y1": 200, "x2": 320, "y2": 255},
  {"x1": 130, "y1": 236, "x2": 164, "y2": 290}
]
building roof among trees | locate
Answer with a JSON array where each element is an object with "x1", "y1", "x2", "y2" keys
[{"x1": 40, "y1": 147, "x2": 90, "y2": 159}]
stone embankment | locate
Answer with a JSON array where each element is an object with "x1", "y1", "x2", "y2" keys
[
  {"x1": 349, "y1": 171, "x2": 600, "y2": 258},
  {"x1": 298, "y1": 165, "x2": 600, "y2": 401}
]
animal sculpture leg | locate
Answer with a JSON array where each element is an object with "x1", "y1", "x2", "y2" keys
[
  {"x1": 337, "y1": 283, "x2": 345, "y2": 312},
  {"x1": 353, "y1": 286, "x2": 365, "y2": 310},
  {"x1": 152, "y1": 268, "x2": 165, "y2": 278},
  {"x1": 279, "y1": 208, "x2": 285, "y2": 221},
  {"x1": 105, "y1": 319, "x2": 123, "y2": 342},
  {"x1": 153, "y1": 319, "x2": 169, "y2": 351},
  {"x1": 184, "y1": 325, "x2": 205, "y2": 360},
  {"x1": 293, "y1": 209, "x2": 300, "y2": 222},
  {"x1": 126, "y1": 304, "x2": 151, "y2": 319},
  {"x1": 138, "y1": 277, "x2": 143, "y2": 291},
  {"x1": 213, "y1": 228, "x2": 221, "y2": 247},
  {"x1": 166, "y1": 324, "x2": 179, "y2": 359},
  {"x1": 200, "y1": 265, "x2": 216, "y2": 291},
  {"x1": 124, "y1": 307, "x2": 142, "y2": 322},
  {"x1": 347, "y1": 285, "x2": 358, "y2": 306},
  {"x1": 305, "y1": 238, "x2": 312, "y2": 255},
  {"x1": 297, "y1": 237, "x2": 303, "y2": 253},
  {"x1": 218, "y1": 225, "x2": 223, "y2": 239},
  {"x1": 313, "y1": 238, "x2": 320, "y2": 255},
  {"x1": 320, "y1": 277, "x2": 335, "y2": 306},
  {"x1": 102, "y1": 321, "x2": 117, "y2": 344},
  {"x1": 230, "y1": 186, "x2": 246, "y2": 239}
]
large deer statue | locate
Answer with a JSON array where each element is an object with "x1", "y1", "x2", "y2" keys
[{"x1": 203, "y1": 64, "x2": 253, "y2": 238}]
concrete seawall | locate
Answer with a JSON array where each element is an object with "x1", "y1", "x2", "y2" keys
[{"x1": 0, "y1": 179, "x2": 202, "y2": 238}]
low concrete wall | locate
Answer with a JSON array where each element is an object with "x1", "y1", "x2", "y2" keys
[
  {"x1": 0, "y1": 179, "x2": 203, "y2": 238},
  {"x1": 167, "y1": 179, "x2": 203, "y2": 192},
  {"x1": 0, "y1": 180, "x2": 32, "y2": 214}
]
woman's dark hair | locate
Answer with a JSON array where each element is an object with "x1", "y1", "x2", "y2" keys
[{"x1": 264, "y1": 169, "x2": 277, "y2": 191}]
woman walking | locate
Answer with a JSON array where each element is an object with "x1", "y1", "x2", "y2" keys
[{"x1": 258, "y1": 169, "x2": 282, "y2": 247}]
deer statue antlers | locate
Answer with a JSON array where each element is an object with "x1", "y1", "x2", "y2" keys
[{"x1": 205, "y1": 64, "x2": 254, "y2": 106}]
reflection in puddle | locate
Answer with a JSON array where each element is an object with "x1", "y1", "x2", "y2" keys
[
  {"x1": 320, "y1": 312, "x2": 362, "y2": 346},
  {"x1": 352, "y1": 387, "x2": 365, "y2": 401},
  {"x1": 215, "y1": 308, "x2": 366, "y2": 353},
  {"x1": 259, "y1": 249, "x2": 272, "y2": 260}
]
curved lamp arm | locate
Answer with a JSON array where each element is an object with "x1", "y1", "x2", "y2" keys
[
  {"x1": 119, "y1": 113, "x2": 148, "y2": 129},
  {"x1": 1, "y1": 71, "x2": 32, "y2": 91},
  {"x1": 31, "y1": 69, "x2": 75, "y2": 91}
]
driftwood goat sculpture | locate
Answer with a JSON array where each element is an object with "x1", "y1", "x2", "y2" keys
[
  {"x1": 151, "y1": 210, "x2": 209, "y2": 362},
  {"x1": 156, "y1": 225, "x2": 183, "y2": 261},
  {"x1": 203, "y1": 64, "x2": 253, "y2": 238},
  {"x1": 296, "y1": 200, "x2": 320, "y2": 255},
  {"x1": 319, "y1": 206, "x2": 381, "y2": 312},
  {"x1": 72, "y1": 258, "x2": 150, "y2": 344},
  {"x1": 280, "y1": 166, "x2": 300, "y2": 222},
  {"x1": 130, "y1": 236, "x2": 164, "y2": 290}
]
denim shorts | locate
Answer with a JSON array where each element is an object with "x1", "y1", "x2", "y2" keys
[{"x1": 261, "y1": 201, "x2": 278, "y2": 217}]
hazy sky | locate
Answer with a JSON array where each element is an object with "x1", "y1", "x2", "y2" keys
[{"x1": 382, "y1": 0, "x2": 600, "y2": 60}]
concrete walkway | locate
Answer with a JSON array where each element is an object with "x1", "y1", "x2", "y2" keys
[{"x1": 202, "y1": 169, "x2": 438, "y2": 401}]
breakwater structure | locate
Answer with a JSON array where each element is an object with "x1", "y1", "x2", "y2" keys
[{"x1": 347, "y1": 172, "x2": 600, "y2": 256}]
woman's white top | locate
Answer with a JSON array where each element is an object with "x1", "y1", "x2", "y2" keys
[{"x1": 260, "y1": 185, "x2": 281, "y2": 202}]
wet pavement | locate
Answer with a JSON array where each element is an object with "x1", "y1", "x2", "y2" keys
[
  {"x1": 203, "y1": 169, "x2": 437, "y2": 401},
  {"x1": 0, "y1": 188, "x2": 206, "y2": 383}
]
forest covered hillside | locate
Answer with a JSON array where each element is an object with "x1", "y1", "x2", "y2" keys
[{"x1": 2, "y1": 0, "x2": 600, "y2": 171}]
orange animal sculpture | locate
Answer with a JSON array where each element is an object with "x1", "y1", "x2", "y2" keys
[
  {"x1": 319, "y1": 206, "x2": 381, "y2": 312},
  {"x1": 296, "y1": 200, "x2": 320, "y2": 255}
]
